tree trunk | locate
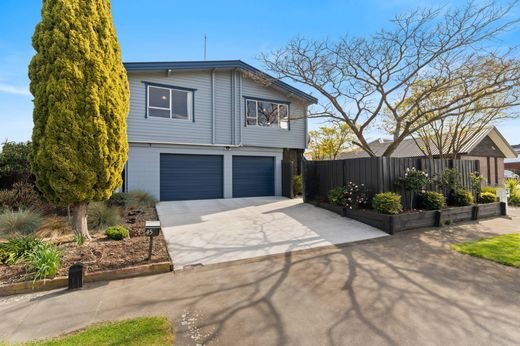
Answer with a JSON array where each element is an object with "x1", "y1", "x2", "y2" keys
[{"x1": 72, "y1": 202, "x2": 91, "y2": 240}]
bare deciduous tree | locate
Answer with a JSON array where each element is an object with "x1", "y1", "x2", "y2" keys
[{"x1": 261, "y1": 1, "x2": 520, "y2": 156}]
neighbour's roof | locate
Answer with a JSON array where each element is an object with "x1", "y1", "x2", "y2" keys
[
  {"x1": 123, "y1": 60, "x2": 318, "y2": 104},
  {"x1": 339, "y1": 127, "x2": 517, "y2": 159}
]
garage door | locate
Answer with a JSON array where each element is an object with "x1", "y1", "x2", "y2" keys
[
  {"x1": 160, "y1": 154, "x2": 223, "y2": 201},
  {"x1": 233, "y1": 156, "x2": 275, "y2": 198}
]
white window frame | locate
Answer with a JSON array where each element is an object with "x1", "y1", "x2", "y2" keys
[
  {"x1": 147, "y1": 85, "x2": 193, "y2": 120},
  {"x1": 245, "y1": 99, "x2": 289, "y2": 129}
]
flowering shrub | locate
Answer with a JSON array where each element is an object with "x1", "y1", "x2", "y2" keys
[
  {"x1": 396, "y1": 167, "x2": 430, "y2": 209},
  {"x1": 327, "y1": 182, "x2": 369, "y2": 209}
]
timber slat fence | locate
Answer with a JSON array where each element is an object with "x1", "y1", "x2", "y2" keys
[{"x1": 304, "y1": 157, "x2": 480, "y2": 209}]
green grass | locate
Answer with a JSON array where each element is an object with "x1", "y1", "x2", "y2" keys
[
  {"x1": 452, "y1": 233, "x2": 520, "y2": 268},
  {"x1": 20, "y1": 317, "x2": 174, "y2": 346}
]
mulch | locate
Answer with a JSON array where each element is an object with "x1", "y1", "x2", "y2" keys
[{"x1": 0, "y1": 206, "x2": 170, "y2": 285}]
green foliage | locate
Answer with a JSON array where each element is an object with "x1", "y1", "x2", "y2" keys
[
  {"x1": 21, "y1": 316, "x2": 175, "y2": 346},
  {"x1": 469, "y1": 171, "x2": 485, "y2": 195},
  {"x1": 449, "y1": 189, "x2": 474, "y2": 206},
  {"x1": 308, "y1": 122, "x2": 354, "y2": 160},
  {"x1": 293, "y1": 175, "x2": 303, "y2": 196},
  {"x1": 127, "y1": 190, "x2": 158, "y2": 207},
  {"x1": 328, "y1": 183, "x2": 368, "y2": 209},
  {"x1": 0, "y1": 209, "x2": 43, "y2": 235},
  {"x1": 25, "y1": 242, "x2": 61, "y2": 280},
  {"x1": 29, "y1": 0, "x2": 130, "y2": 207},
  {"x1": 87, "y1": 202, "x2": 121, "y2": 230},
  {"x1": 508, "y1": 190, "x2": 520, "y2": 206},
  {"x1": 108, "y1": 192, "x2": 129, "y2": 207},
  {"x1": 372, "y1": 192, "x2": 402, "y2": 215},
  {"x1": 396, "y1": 167, "x2": 430, "y2": 209},
  {"x1": 0, "y1": 236, "x2": 42, "y2": 265},
  {"x1": 74, "y1": 233, "x2": 86, "y2": 246},
  {"x1": 505, "y1": 178, "x2": 519, "y2": 195},
  {"x1": 479, "y1": 192, "x2": 497, "y2": 204},
  {"x1": 419, "y1": 191, "x2": 446, "y2": 210},
  {"x1": 452, "y1": 233, "x2": 520, "y2": 268},
  {"x1": 0, "y1": 182, "x2": 42, "y2": 211},
  {"x1": 433, "y1": 168, "x2": 462, "y2": 193},
  {"x1": 480, "y1": 186, "x2": 497, "y2": 194},
  {"x1": 0, "y1": 141, "x2": 32, "y2": 188},
  {"x1": 105, "y1": 225, "x2": 129, "y2": 240}
]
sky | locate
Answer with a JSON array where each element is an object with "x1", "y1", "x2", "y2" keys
[{"x1": 0, "y1": 0, "x2": 519, "y2": 144}]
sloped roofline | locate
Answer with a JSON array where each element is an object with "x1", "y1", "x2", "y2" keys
[{"x1": 123, "y1": 60, "x2": 318, "y2": 104}]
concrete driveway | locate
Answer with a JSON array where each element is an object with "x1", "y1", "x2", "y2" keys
[
  {"x1": 1, "y1": 211, "x2": 519, "y2": 345},
  {"x1": 156, "y1": 197, "x2": 387, "y2": 268}
]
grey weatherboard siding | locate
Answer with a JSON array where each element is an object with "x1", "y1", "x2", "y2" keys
[{"x1": 126, "y1": 70, "x2": 308, "y2": 149}]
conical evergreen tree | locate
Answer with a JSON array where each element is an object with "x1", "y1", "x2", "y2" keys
[{"x1": 29, "y1": 0, "x2": 129, "y2": 239}]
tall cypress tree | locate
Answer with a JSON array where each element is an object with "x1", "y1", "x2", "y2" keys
[{"x1": 29, "y1": 0, "x2": 129, "y2": 239}]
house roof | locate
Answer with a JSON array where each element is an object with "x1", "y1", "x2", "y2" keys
[
  {"x1": 123, "y1": 60, "x2": 318, "y2": 104},
  {"x1": 339, "y1": 127, "x2": 517, "y2": 159}
]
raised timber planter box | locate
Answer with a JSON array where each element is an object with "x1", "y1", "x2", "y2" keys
[
  {"x1": 314, "y1": 201, "x2": 506, "y2": 235},
  {"x1": 317, "y1": 202, "x2": 347, "y2": 217}
]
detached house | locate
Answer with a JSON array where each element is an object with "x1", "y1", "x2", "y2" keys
[{"x1": 122, "y1": 60, "x2": 317, "y2": 201}]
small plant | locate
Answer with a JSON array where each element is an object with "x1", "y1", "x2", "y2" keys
[
  {"x1": 469, "y1": 171, "x2": 485, "y2": 196},
  {"x1": 25, "y1": 242, "x2": 61, "y2": 281},
  {"x1": 505, "y1": 178, "x2": 519, "y2": 195},
  {"x1": 0, "y1": 236, "x2": 43, "y2": 265},
  {"x1": 127, "y1": 190, "x2": 157, "y2": 207},
  {"x1": 105, "y1": 225, "x2": 129, "y2": 240},
  {"x1": 293, "y1": 175, "x2": 303, "y2": 196},
  {"x1": 328, "y1": 186, "x2": 346, "y2": 206},
  {"x1": 508, "y1": 190, "x2": 520, "y2": 206},
  {"x1": 444, "y1": 219, "x2": 453, "y2": 225},
  {"x1": 419, "y1": 191, "x2": 446, "y2": 210},
  {"x1": 449, "y1": 189, "x2": 474, "y2": 207},
  {"x1": 372, "y1": 192, "x2": 402, "y2": 215},
  {"x1": 396, "y1": 167, "x2": 430, "y2": 209},
  {"x1": 74, "y1": 233, "x2": 87, "y2": 246},
  {"x1": 479, "y1": 192, "x2": 497, "y2": 204},
  {"x1": 480, "y1": 186, "x2": 497, "y2": 194},
  {"x1": 108, "y1": 192, "x2": 129, "y2": 207},
  {"x1": 0, "y1": 209, "x2": 43, "y2": 235},
  {"x1": 87, "y1": 202, "x2": 122, "y2": 230}
]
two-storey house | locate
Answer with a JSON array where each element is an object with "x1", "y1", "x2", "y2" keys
[{"x1": 122, "y1": 60, "x2": 317, "y2": 201}]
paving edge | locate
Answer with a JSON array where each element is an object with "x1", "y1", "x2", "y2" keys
[
  {"x1": 0, "y1": 261, "x2": 173, "y2": 297},
  {"x1": 174, "y1": 235, "x2": 390, "y2": 273}
]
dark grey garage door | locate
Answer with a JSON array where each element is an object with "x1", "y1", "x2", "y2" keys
[
  {"x1": 233, "y1": 156, "x2": 275, "y2": 198},
  {"x1": 160, "y1": 154, "x2": 223, "y2": 201}
]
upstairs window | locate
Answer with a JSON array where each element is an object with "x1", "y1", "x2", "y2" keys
[
  {"x1": 246, "y1": 99, "x2": 289, "y2": 129},
  {"x1": 147, "y1": 85, "x2": 193, "y2": 120}
]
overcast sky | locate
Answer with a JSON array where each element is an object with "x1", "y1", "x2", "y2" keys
[{"x1": 0, "y1": 0, "x2": 519, "y2": 144}]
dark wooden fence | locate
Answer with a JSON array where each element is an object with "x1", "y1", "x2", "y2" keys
[
  {"x1": 304, "y1": 157, "x2": 480, "y2": 209},
  {"x1": 281, "y1": 160, "x2": 294, "y2": 198}
]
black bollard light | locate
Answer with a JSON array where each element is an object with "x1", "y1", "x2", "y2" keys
[{"x1": 68, "y1": 263, "x2": 84, "y2": 290}]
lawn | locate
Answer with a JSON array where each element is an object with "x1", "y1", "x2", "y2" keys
[
  {"x1": 452, "y1": 233, "x2": 520, "y2": 268},
  {"x1": 16, "y1": 317, "x2": 175, "y2": 346}
]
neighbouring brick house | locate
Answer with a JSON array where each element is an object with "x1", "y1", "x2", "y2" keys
[{"x1": 339, "y1": 127, "x2": 517, "y2": 187}]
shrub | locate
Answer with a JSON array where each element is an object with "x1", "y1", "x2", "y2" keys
[
  {"x1": 127, "y1": 190, "x2": 157, "y2": 207},
  {"x1": 0, "y1": 141, "x2": 32, "y2": 189},
  {"x1": 449, "y1": 189, "x2": 474, "y2": 206},
  {"x1": 0, "y1": 209, "x2": 43, "y2": 235},
  {"x1": 105, "y1": 225, "x2": 129, "y2": 240},
  {"x1": 469, "y1": 171, "x2": 485, "y2": 195},
  {"x1": 396, "y1": 167, "x2": 430, "y2": 209},
  {"x1": 87, "y1": 202, "x2": 121, "y2": 230},
  {"x1": 480, "y1": 186, "x2": 497, "y2": 194},
  {"x1": 479, "y1": 192, "x2": 497, "y2": 204},
  {"x1": 328, "y1": 187, "x2": 346, "y2": 206},
  {"x1": 509, "y1": 190, "x2": 520, "y2": 206},
  {"x1": 293, "y1": 175, "x2": 303, "y2": 196},
  {"x1": 372, "y1": 192, "x2": 402, "y2": 215},
  {"x1": 25, "y1": 242, "x2": 61, "y2": 280},
  {"x1": 433, "y1": 168, "x2": 462, "y2": 194},
  {"x1": 0, "y1": 182, "x2": 42, "y2": 211},
  {"x1": 505, "y1": 178, "x2": 519, "y2": 195},
  {"x1": 108, "y1": 192, "x2": 129, "y2": 207},
  {"x1": 0, "y1": 236, "x2": 42, "y2": 265},
  {"x1": 419, "y1": 191, "x2": 446, "y2": 210}
]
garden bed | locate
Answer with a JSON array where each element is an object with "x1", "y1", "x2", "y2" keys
[
  {"x1": 316, "y1": 202, "x2": 506, "y2": 234},
  {"x1": 0, "y1": 205, "x2": 171, "y2": 287}
]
